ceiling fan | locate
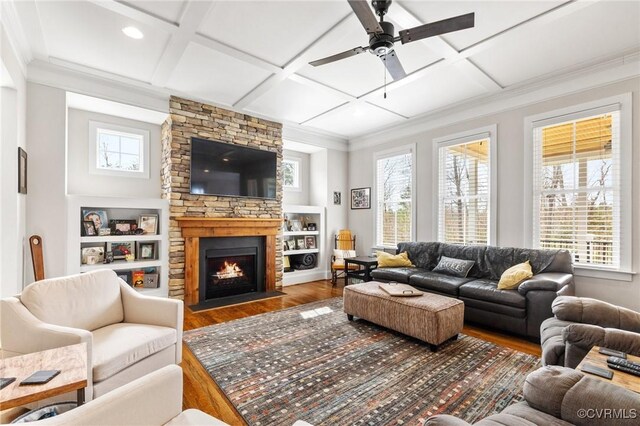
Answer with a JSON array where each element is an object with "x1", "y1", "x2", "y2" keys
[{"x1": 309, "y1": 0, "x2": 475, "y2": 81}]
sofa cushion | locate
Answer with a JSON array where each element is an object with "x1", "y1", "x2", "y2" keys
[
  {"x1": 459, "y1": 279, "x2": 526, "y2": 308},
  {"x1": 498, "y1": 261, "x2": 533, "y2": 290},
  {"x1": 438, "y1": 244, "x2": 489, "y2": 279},
  {"x1": 498, "y1": 402, "x2": 573, "y2": 426},
  {"x1": 397, "y1": 242, "x2": 440, "y2": 270},
  {"x1": 20, "y1": 269, "x2": 124, "y2": 331},
  {"x1": 92, "y1": 323, "x2": 177, "y2": 381},
  {"x1": 377, "y1": 250, "x2": 413, "y2": 267},
  {"x1": 370, "y1": 267, "x2": 426, "y2": 283},
  {"x1": 460, "y1": 297, "x2": 526, "y2": 318},
  {"x1": 409, "y1": 272, "x2": 474, "y2": 296},
  {"x1": 540, "y1": 317, "x2": 573, "y2": 366},
  {"x1": 433, "y1": 256, "x2": 475, "y2": 278}
]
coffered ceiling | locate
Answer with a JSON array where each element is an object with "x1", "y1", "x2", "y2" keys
[{"x1": 7, "y1": 0, "x2": 640, "y2": 139}]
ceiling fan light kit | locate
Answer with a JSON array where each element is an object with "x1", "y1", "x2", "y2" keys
[{"x1": 310, "y1": 0, "x2": 475, "y2": 88}]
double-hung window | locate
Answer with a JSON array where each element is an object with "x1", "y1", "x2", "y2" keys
[
  {"x1": 529, "y1": 98, "x2": 630, "y2": 270},
  {"x1": 435, "y1": 126, "x2": 496, "y2": 245},
  {"x1": 375, "y1": 146, "x2": 415, "y2": 248}
]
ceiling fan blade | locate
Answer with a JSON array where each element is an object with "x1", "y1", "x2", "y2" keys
[
  {"x1": 309, "y1": 46, "x2": 367, "y2": 67},
  {"x1": 398, "y1": 12, "x2": 475, "y2": 44},
  {"x1": 348, "y1": 0, "x2": 383, "y2": 34},
  {"x1": 381, "y1": 51, "x2": 407, "y2": 81}
]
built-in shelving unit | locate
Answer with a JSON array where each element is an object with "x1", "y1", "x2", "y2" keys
[
  {"x1": 282, "y1": 205, "x2": 328, "y2": 286},
  {"x1": 67, "y1": 196, "x2": 169, "y2": 297}
]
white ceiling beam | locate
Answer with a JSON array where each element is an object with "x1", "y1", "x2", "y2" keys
[
  {"x1": 192, "y1": 34, "x2": 281, "y2": 74},
  {"x1": 88, "y1": 0, "x2": 178, "y2": 34},
  {"x1": 150, "y1": 1, "x2": 214, "y2": 87},
  {"x1": 232, "y1": 11, "x2": 355, "y2": 110}
]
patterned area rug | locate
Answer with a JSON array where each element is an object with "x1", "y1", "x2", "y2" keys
[{"x1": 184, "y1": 298, "x2": 540, "y2": 426}]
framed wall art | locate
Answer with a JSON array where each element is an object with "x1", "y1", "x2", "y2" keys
[{"x1": 350, "y1": 187, "x2": 371, "y2": 209}]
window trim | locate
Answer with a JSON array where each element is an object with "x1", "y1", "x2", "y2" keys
[
  {"x1": 373, "y1": 143, "x2": 417, "y2": 249},
  {"x1": 523, "y1": 93, "x2": 633, "y2": 280},
  {"x1": 89, "y1": 121, "x2": 150, "y2": 179},
  {"x1": 282, "y1": 156, "x2": 302, "y2": 192},
  {"x1": 432, "y1": 125, "x2": 498, "y2": 246}
]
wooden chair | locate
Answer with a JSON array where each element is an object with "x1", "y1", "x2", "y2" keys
[{"x1": 331, "y1": 229, "x2": 357, "y2": 285}]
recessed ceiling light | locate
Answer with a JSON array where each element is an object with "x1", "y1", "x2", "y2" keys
[
  {"x1": 222, "y1": 158, "x2": 229, "y2": 162},
  {"x1": 203, "y1": 169, "x2": 210, "y2": 173},
  {"x1": 122, "y1": 26, "x2": 144, "y2": 39}
]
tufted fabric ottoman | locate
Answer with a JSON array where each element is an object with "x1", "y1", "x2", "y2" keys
[{"x1": 343, "y1": 281, "x2": 464, "y2": 351}]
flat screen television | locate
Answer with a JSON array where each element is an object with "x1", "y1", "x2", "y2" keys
[{"x1": 190, "y1": 137, "x2": 277, "y2": 199}]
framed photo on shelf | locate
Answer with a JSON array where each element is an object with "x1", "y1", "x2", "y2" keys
[
  {"x1": 107, "y1": 242, "x2": 135, "y2": 260},
  {"x1": 290, "y1": 220, "x2": 303, "y2": 232},
  {"x1": 296, "y1": 238, "x2": 305, "y2": 250},
  {"x1": 143, "y1": 273, "x2": 159, "y2": 288},
  {"x1": 137, "y1": 242, "x2": 156, "y2": 260},
  {"x1": 82, "y1": 209, "x2": 109, "y2": 230},
  {"x1": 81, "y1": 245, "x2": 105, "y2": 264},
  {"x1": 116, "y1": 271, "x2": 131, "y2": 286},
  {"x1": 305, "y1": 236, "x2": 316, "y2": 249},
  {"x1": 82, "y1": 221, "x2": 97, "y2": 236},
  {"x1": 351, "y1": 187, "x2": 371, "y2": 209},
  {"x1": 138, "y1": 214, "x2": 159, "y2": 235},
  {"x1": 283, "y1": 241, "x2": 290, "y2": 251}
]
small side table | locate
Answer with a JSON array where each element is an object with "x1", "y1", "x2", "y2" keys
[
  {"x1": 0, "y1": 343, "x2": 88, "y2": 409},
  {"x1": 344, "y1": 256, "x2": 378, "y2": 285},
  {"x1": 577, "y1": 346, "x2": 640, "y2": 393}
]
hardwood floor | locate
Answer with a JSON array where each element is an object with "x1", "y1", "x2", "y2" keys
[{"x1": 181, "y1": 279, "x2": 541, "y2": 425}]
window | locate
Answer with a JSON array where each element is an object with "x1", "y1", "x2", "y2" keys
[
  {"x1": 375, "y1": 146, "x2": 415, "y2": 248},
  {"x1": 282, "y1": 158, "x2": 300, "y2": 190},
  {"x1": 89, "y1": 121, "x2": 149, "y2": 178},
  {"x1": 531, "y1": 107, "x2": 623, "y2": 269},
  {"x1": 435, "y1": 126, "x2": 496, "y2": 245}
]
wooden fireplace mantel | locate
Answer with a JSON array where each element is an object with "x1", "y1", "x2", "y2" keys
[{"x1": 177, "y1": 217, "x2": 282, "y2": 306}]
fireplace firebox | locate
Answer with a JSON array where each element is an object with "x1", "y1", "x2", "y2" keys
[{"x1": 198, "y1": 236, "x2": 265, "y2": 302}]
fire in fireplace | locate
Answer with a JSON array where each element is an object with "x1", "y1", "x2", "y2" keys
[{"x1": 199, "y1": 236, "x2": 265, "y2": 302}]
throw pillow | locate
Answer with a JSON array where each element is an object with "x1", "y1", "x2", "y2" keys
[
  {"x1": 433, "y1": 256, "x2": 475, "y2": 278},
  {"x1": 376, "y1": 251, "x2": 414, "y2": 268},
  {"x1": 333, "y1": 249, "x2": 356, "y2": 266},
  {"x1": 497, "y1": 260, "x2": 533, "y2": 290}
]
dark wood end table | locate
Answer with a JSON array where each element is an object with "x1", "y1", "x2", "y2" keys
[
  {"x1": 344, "y1": 256, "x2": 378, "y2": 285},
  {"x1": 0, "y1": 343, "x2": 88, "y2": 410}
]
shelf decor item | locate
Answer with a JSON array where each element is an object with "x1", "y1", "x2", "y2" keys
[
  {"x1": 107, "y1": 241, "x2": 135, "y2": 260},
  {"x1": 132, "y1": 270, "x2": 145, "y2": 288},
  {"x1": 138, "y1": 214, "x2": 159, "y2": 235},
  {"x1": 116, "y1": 271, "x2": 131, "y2": 285},
  {"x1": 82, "y1": 209, "x2": 109, "y2": 230},
  {"x1": 137, "y1": 242, "x2": 156, "y2": 260},
  {"x1": 82, "y1": 221, "x2": 97, "y2": 236},
  {"x1": 351, "y1": 187, "x2": 371, "y2": 209},
  {"x1": 143, "y1": 273, "x2": 159, "y2": 288},
  {"x1": 81, "y1": 246, "x2": 105, "y2": 264},
  {"x1": 291, "y1": 220, "x2": 303, "y2": 232},
  {"x1": 296, "y1": 238, "x2": 305, "y2": 250},
  {"x1": 305, "y1": 236, "x2": 316, "y2": 249}
]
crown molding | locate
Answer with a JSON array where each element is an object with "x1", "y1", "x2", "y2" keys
[
  {"x1": 283, "y1": 123, "x2": 349, "y2": 152},
  {"x1": 348, "y1": 50, "x2": 640, "y2": 151}
]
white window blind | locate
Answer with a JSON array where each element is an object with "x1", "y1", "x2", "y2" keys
[
  {"x1": 376, "y1": 151, "x2": 413, "y2": 247},
  {"x1": 532, "y1": 109, "x2": 621, "y2": 268},
  {"x1": 438, "y1": 138, "x2": 490, "y2": 245}
]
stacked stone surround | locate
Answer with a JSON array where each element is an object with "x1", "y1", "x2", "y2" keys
[{"x1": 161, "y1": 96, "x2": 283, "y2": 299}]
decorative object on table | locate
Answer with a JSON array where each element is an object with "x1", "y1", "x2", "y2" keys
[
  {"x1": 107, "y1": 241, "x2": 134, "y2": 260},
  {"x1": 333, "y1": 191, "x2": 341, "y2": 205},
  {"x1": 29, "y1": 235, "x2": 45, "y2": 281},
  {"x1": 378, "y1": 282, "x2": 424, "y2": 297},
  {"x1": 138, "y1": 214, "x2": 159, "y2": 235},
  {"x1": 350, "y1": 187, "x2": 371, "y2": 209},
  {"x1": 82, "y1": 221, "x2": 97, "y2": 237},
  {"x1": 307, "y1": 223, "x2": 317, "y2": 231},
  {"x1": 296, "y1": 238, "x2": 305, "y2": 250},
  {"x1": 104, "y1": 251, "x2": 114, "y2": 264},
  {"x1": 304, "y1": 235, "x2": 316, "y2": 249},
  {"x1": 81, "y1": 246, "x2": 105, "y2": 264},
  {"x1": 98, "y1": 228, "x2": 111, "y2": 236},
  {"x1": 137, "y1": 242, "x2": 156, "y2": 260},
  {"x1": 290, "y1": 220, "x2": 302, "y2": 232},
  {"x1": 143, "y1": 273, "x2": 159, "y2": 288},
  {"x1": 132, "y1": 270, "x2": 145, "y2": 288},
  {"x1": 18, "y1": 147, "x2": 28, "y2": 194},
  {"x1": 82, "y1": 209, "x2": 108, "y2": 230},
  {"x1": 183, "y1": 298, "x2": 538, "y2": 426},
  {"x1": 376, "y1": 250, "x2": 413, "y2": 267},
  {"x1": 116, "y1": 271, "x2": 131, "y2": 285}
]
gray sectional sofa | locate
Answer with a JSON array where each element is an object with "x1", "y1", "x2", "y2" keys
[{"x1": 370, "y1": 242, "x2": 575, "y2": 339}]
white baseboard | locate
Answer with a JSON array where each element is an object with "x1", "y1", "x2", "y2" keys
[{"x1": 282, "y1": 268, "x2": 330, "y2": 286}]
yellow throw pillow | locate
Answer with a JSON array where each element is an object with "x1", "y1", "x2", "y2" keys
[
  {"x1": 376, "y1": 251, "x2": 414, "y2": 268},
  {"x1": 497, "y1": 261, "x2": 533, "y2": 290}
]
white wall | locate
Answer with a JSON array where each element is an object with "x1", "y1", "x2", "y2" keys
[
  {"x1": 67, "y1": 108, "x2": 161, "y2": 198},
  {"x1": 25, "y1": 83, "x2": 67, "y2": 283},
  {"x1": 282, "y1": 149, "x2": 309, "y2": 205},
  {"x1": 348, "y1": 78, "x2": 640, "y2": 310},
  {"x1": 1, "y1": 25, "x2": 27, "y2": 296}
]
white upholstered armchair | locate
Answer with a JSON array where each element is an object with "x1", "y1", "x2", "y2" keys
[{"x1": 0, "y1": 269, "x2": 183, "y2": 400}]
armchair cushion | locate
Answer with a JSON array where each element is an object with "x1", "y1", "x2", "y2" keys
[
  {"x1": 552, "y1": 296, "x2": 640, "y2": 331},
  {"x1": 20, "y1": 270, "x2": 123, "y2": 331},
  {"x1": 92, "y1": 323, "x2": 177, "y2": 381}
]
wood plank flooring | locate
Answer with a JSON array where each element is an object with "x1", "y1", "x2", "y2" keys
[{"x1": 182, "y1": 279, "x2": 541, "y2": 425}]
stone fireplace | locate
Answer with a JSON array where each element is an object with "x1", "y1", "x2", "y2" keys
[{"x1": 161, "y1": 96, "x2": 283, "y2": 302}]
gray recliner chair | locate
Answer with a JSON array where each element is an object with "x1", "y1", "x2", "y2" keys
[{"x1": 540, "y1": 296, "x2": 640, "y2": 368}]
